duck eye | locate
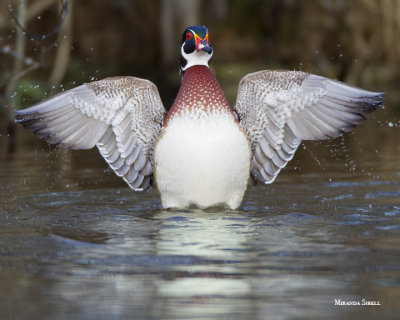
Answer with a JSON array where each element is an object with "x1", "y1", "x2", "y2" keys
[{"x1": 186, "y1": 32, "x2": 192, "y2": 40}]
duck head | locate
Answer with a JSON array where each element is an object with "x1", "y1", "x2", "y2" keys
[{"x1": 179, "y1": 25, "x2": 213, "y2": 73}]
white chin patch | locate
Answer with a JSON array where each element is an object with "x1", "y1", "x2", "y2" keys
[{"x1": 181, "y1": 44, "x2": 213, "y2": 71}]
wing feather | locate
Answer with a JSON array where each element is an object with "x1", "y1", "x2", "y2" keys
[
  {"x1": 16, "y1": 76, "x2": 166, "y2": 191},
  {"x1": 234, "y1": 70, "x2": 383, "y2": 184}
]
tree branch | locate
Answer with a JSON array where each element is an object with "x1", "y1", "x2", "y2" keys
[{"x1": 8, "y1": 0, "x2": 69, "y2": 41}]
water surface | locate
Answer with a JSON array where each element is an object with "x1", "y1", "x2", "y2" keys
[{"x1": 1, "y1": 123, "x2": 399, "y2": 319}]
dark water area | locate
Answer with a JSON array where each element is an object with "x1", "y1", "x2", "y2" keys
[{"x1": 1, "y1": 112, "x2": 400, "y2": 319}]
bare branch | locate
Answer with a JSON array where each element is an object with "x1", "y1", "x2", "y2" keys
[
  {"x1": 1, "y1": 0, "x2": 71, "y2": 90},
  {"x1": 5, "y1": 0, "x2": 27, "y2": 111},
  {"x1": 26, "y1": 0, "x2": 59, "y2": 22},
  {"x1": 0, "y1": 46, "x2": 38, "y2": 88},
  {"x1": 49, "y1": 0, "x2": 73, "y2": 86},
  {"x1": 8, "y1": 0, "x2": 69, "y2": 41}
]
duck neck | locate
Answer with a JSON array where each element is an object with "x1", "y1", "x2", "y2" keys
[{"x1": 164, "y1": 66, "x2": 234, "y2": 125}]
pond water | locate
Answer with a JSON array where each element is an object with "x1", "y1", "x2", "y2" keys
[{"x1": 0, "y1": 116, "x2": 399, "y2": 319}]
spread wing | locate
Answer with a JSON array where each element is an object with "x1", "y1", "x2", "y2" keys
[
  {"x1": 16, "y1": 76, "x2": 166, "y2": 191},
  {"x1": 234, "y1": 70, "x2": 384, "y2": 184}
]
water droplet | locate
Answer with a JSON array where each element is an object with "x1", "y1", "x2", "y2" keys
[
  {"x1": 388, "y1": 122, "x2": 393, "y2": 127},
  {"x1": 37, "y1": 15, "x2": 41, "y2": 20}
]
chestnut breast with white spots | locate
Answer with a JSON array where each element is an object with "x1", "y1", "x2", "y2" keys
[
  {"x1": 163, "y1": 66, "x2": 237, "y2": 124},
  {"x1": 154, "y1": 66, "x2": 251, "y2": 209}
]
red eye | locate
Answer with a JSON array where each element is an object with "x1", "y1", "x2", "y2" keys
[{"x1": 186, "y1": 32, "x2": 192, "y2": 40}]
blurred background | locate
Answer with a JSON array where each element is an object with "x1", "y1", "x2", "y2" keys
[{"x1": 0, "y1": 0, "x2": 399, "y2": 182}]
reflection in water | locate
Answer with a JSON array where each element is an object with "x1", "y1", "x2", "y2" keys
[
  {"x1": 0, "y1": 122, "x2": 400, "y2": 319},
  {"x1": 153, "y1": 210, "x2": 255, "y2": 318},
  {"x1": 154, "y1": 210, "x2": 254, "y2": 258}
]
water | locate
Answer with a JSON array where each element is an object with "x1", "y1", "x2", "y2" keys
[{"x1": 1, "y1": 124, "x2": 400, "y2": 319}]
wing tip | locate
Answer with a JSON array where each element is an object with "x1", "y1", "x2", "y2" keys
[
  {"x1": 359, "y1": 92, "x2": 385, "y2": 114},
  {"x1": 15, "y1": 114, "x2": 45, "y2": 133},
  {"x1": 15, "y1": 109, "x2": 37, "y2": 122}
]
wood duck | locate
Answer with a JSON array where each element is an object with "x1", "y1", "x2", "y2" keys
[{"x1": 16, "y1": 25, "x2": 384, "y2": 210}]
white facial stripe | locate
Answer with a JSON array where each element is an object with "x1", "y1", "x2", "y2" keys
[{"x1": 181, "y1": 43, "x2": 213, "y2": 71}]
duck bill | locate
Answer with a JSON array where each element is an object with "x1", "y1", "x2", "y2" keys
[
  {"x1": 198, "y1": 44, "x2": 212, "y2": 54},
  {"x1": 195, "y1": 34, "x2": 212, "y2": 53}
]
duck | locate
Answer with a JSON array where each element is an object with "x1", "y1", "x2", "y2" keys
[{"x1": 16, "y1": 25, "x2": 384, "y2": 210}]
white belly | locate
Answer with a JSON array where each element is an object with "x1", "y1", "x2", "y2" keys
[{"x1": 154, "y1": 111, "x2": 251, "y2": 209}]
